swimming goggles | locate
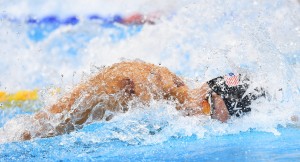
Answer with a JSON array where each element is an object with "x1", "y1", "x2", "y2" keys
[{"x1": 201, "y1": 90, "x2": 215, "y2": 116}]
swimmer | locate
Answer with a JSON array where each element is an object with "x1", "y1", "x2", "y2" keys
[{"x1": 4, "y1": 61, "x2": 266, "y2": 141}]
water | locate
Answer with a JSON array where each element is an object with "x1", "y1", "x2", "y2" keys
[{"x1": 0, "y1": 0, "x2": 300, "y2": 161}]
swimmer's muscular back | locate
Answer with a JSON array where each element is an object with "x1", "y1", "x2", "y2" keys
[
  {"x1": 23, "y1": 61, "x2": 207, "y2": 140},
  {"x1": 97, "y1": 62, "x2": 189, "y2": 104},
  {"x1": 44, "y1": 62, "x2": 190, "y2": 124}
]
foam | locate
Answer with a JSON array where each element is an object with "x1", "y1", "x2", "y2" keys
[{"x1": 0, "y1": 0, "x2": 299, "y2": 144}]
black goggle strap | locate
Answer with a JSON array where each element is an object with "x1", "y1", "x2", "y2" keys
[{"x1": 206, "y1": 90, "x2": 215, "y2": 116}]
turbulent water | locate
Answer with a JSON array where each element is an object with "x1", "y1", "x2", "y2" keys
[{"x1": 0, "y1": 0, "x2": 299, "y2": 145}]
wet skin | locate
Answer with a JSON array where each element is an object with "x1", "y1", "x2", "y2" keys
[{"x1": 23, "y1": 61, "x2": 229, "y2": 140}]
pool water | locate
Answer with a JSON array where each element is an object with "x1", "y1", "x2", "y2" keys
[
  {"x1": 0, "y1": 0, "x2": 300, "y2": 161},
  {"x1": 1, "y1": 125, "x2": 300, "y2": 161}
]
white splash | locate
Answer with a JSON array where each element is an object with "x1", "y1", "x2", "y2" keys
[{"x1": 0, "y1": 0, "x2": 299, "y2": 144}]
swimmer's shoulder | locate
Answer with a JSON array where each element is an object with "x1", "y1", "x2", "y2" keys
[
  {"x1": 108, "y1": 61, "x2": 164, "y2": 72},
  {"x1": 92, "y1": 61, "x2": 172, "y2": 82}
]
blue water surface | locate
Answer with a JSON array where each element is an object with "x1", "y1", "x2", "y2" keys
[
  {"x1": 1, "y1": 1, "x2": 300, "y2": 161},
  {"x1": 1, "y1": 123, "x2": 299, "y2": 161}
]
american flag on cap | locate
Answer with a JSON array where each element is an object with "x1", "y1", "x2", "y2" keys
[{"x1": 224, "y1": 73, "x2": 239, "y2": 87}]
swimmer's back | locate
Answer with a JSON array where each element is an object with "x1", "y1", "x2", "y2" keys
[
  {"x1": 48, "y1": 61, "x2": 189, "y2": 114},
  {"x1": 90, "y1": 61, "x2": 188, "y2": 103}
]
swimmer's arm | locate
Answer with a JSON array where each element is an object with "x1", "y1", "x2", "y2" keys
[
  {"x1": 23, "y1": 80, "x2": 102, "y2": 140},
  {"x1": 47, "y1": 83, "x2": 90, "y2": 114},
  {"x1": 155, "y1": 68, "x2": 209, "y2": 115},
  {"x1": 155, "y1": 68, "x2": 189, "y2": 104},
  {"x1": 20, "y1": 88, "x2": 82, "y2": 140},
  {"x1": 47, "y1": 73, "x2": 105, "y2": 114},
  {"x1": 210, "y1": 93, "x2": 230, "y2": 122}
]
